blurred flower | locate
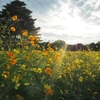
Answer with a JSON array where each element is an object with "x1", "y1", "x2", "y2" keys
[
  {"x1": 1, "y1": 84, "x2": 4, "y2": 87},
  {"x1": 35, "y1": 36, "x2": 40, "y2": 42},
  {"x1": 37, "y1": 68, "x2": 42, "y2": 74},
  {"x1": 44, "y1": 85, "x2": 54, "y2": 96},
  {"x1": 7, "y1": 64, "x2": 10, "y2": 70},
  {"x1": 16, "y1": 94, "x2": 24, "y2": 100},
  {"x1": 13, "y1": 49, "x2": 20, "y2": 54},
  {"x1": 25, "y1": 56, "x2": 29, "y2": 60},
  {"x1": 35, "y1": 44, "x2": 40, "y2": 48},
  {"x1": 55, "y1": 52, "x2": 60, "y2": 59},
  {"x1": 29, "y1": 35, "x2": 35, "y2": 41},
  {"x1": 47, "y1": 87, "x2": 54, "y2": 96},
  {"x1": 58, "y1": 75, "x2": 62, "y2": 79},
  {"x1": 79, "y1": 76, "x2": 83, "y2": 82},
  {"x1": 12, "y1": 15, "x2": 18, "y2": 21},
  {"x1": 45, "y1": 67, "x2": 52, "y2": 75},
  {"x1": 48, "y1": 59, "x2": 52, "y2": 64},
  {"x1": 12, "y1": 74, "x2": 22, "y2": 83},
  {"x1": 43, "y1": 49, "x2": 48, "y2": 56},
  {"x1": 10, "y1": 27, "x2": 16, "y2": 32},
  {"x1": 10, "y1": 59, "x2": 17, "y2": 65},
  {"x1": 24, "y1": 46, "x2": 28, "y2": 50},
  {"x1": 17, "y1": 74, "x2": 22, "y2": 80},
  {"x1": 47, "y1": 43, "x2": 51, "y2": 47},
  {"x1": 24, "y1": 82, "x2": 30, "y2": 86},
  {"x1": 21, "y1": 64, "x2": 26, "y2": 70},
  {"x1": 2, "y1": 71, "x2": 10, "y2": 78},
  {"x1": 30, "y1": 41, "x2": 35, "y2": 46},
  {"x1": 22, "y1": 30, "x2": 28, "y2": 36},
  {"x1": 12, "y1": 76, "x2": 18, "y2": 83},
  {"x1": 6, "y1": 51, "x2": 15, "y2": 59}
]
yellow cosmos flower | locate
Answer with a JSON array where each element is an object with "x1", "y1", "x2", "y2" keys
[
  {"x1": 35, "y1": 44, "x2": 40, "y2": 48},
  {"x1": 37, "y1": 68, "x2": 42, "y2": 74},
  {"x1": 21, "y1": 64, "x2": 26, "y2": 70},
  {"x1": 10, "y1": 27, "x2": 16, "y2": 32},
  {"x1": 22, "y1": 30, "x2": 28, "y2": 36},
  {"x1": 2, "y1": 71, "x2": 10, "y2": 78},
  {"x1": 30, "y1": 41, "x2": 35, "y2": 46},
  {"x1": 29, "y1": 35, "x2": 35, "y2": 41},
  {"x1": 79, "y1": 76, "x2": 83, "y2": 83},
  {"x1": 35, "y1": 36, "x2": 40, "y2": 42},
  {"x1": 48, "y1": 59, "x2": 52, "y2": 64},
  {"x1": 24, "y1": 82, "x2": 30, "y2": 86},
  {"x1": 12, "y1": 74, "x2": 22, "y2": 83},
  {"x1": 43, "y1": 49, "x2": 48, "y2": 56},
  {"x1": 55, "y1": 52, "x2": 60, "y2": 59},
  {"x1": 47, "y1": 43, "x2": 51, "y2": 47},
  {"x1": 13, "y1": 49, "x2": 20, "y2": 54},
  {"x1": 12, "y1": 15, "x2": 18, "y2": 21}
]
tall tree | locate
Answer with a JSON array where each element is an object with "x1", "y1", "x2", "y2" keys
[{"x1": 0, "y1": 0, "x2": 40, "y2": 49}]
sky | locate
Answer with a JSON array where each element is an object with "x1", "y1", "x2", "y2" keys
[{"x1": 0, "y1": 0, "x2": 100, "y2": 44}]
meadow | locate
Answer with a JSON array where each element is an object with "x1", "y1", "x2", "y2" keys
[{"x1": 0, "y1": 15, "x2": 100, "y2": 100}]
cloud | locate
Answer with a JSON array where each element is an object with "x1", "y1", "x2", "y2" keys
[
  {"x1": 1, "y1": 0, "x2": 100, "y2": 44},
  {"x1": 31, "y1": 0, "x2": 100, "y2": 44}
]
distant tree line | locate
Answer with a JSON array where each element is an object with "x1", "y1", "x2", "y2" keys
[
  {"x1": 39, "y1": 40, "x2": 100, "y2": 51},
  {"x1": 66, "y1": 42, "x2": 100, "y2": 51}
]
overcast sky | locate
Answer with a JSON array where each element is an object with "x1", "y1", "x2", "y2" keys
[{"x1": 0, "y1": 0, "x2": 100, "y2": 44}]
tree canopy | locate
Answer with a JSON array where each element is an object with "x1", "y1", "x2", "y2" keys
[
  {"x1": 0, "y1": 0, "x2": 40, "y2": 50},
  {"x1": 0, "y1": 0, "x2": 40, "y2": 36}
]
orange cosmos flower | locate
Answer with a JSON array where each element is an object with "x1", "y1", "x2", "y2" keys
[
  {"x1": 47, "y1": 87, "x2": 54, "y2": 96},
  {"x1": 10, "y1": 59, "x2": 17, "y2": 65},
  {"x1": 6, "y1": 51, "x2": 15, "y2": 59},
  {"x1": 10, "y1": 27, "x2": 16, "y2": 32},
  {"x1": 16, "y1": 94, "x2": 24, "y2": 100},
  {"x1": 12, "y1": 15, "x2": 18, "y2": 21},
  {"x1": 44, "y1": 87, "x2": 54, "y2": 96},
  {"x1": 24, "y1": 46, "x2": 28, "y2": 50},
  {"x1": 45, "y1": 67, "x2": 52, "y2": 75}
]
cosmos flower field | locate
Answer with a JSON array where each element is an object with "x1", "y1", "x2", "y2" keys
[{"x1": 0, "y1": 16, "x2": 100, "y2": 100}]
